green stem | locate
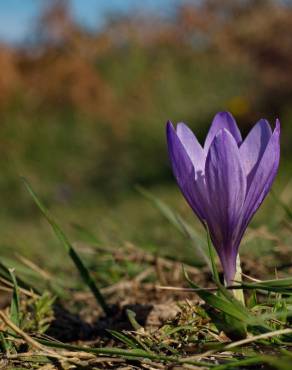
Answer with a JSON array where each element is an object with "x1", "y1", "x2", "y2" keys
[{"x1": 232, "y1": 254, "x2": 245, "y2": 305}]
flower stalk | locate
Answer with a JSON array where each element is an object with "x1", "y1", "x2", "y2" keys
[{"x1": 231, "y1": 254, "x2": 245, "y2": 305}]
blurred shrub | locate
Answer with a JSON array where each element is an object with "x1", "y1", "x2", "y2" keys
[{"x1": 0, "y1": 0, "x2": 291, "y2": 214}]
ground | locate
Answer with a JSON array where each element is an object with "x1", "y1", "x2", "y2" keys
[{"x1": 0, "y1": 182, "x2": 291, "y2": 369}]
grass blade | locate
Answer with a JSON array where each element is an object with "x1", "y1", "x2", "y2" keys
[
  {"x1": 108, "y1": 330, "x2": 140, "y2": 349},
  {"x1": 136, "y1": 186, "x2": 210, "y2": 267},
  {"x1": 183, "y1": 266, "x2": 248, "y2": 322},
  {"x1": 231, "y1": 277, "x2": 292, "y2": 294},
  {"x1": 9, "y1": 268, "x2": 20, "y2": 327},
  {"x1": 205, "y1": 223, "x2": 220, "y2": 284},
  {"x1": 0, "y1": 332, "x2": 9, "y2": 353},
  {"x1": 71, "y1": 223, "x2": 100, "y2": 245},
  {"x1": 126, "y1": 309, "x2": 143, "y2": 330},
  {"x1": 22, "y1": 178, "x2": 110, "y2": 316}
]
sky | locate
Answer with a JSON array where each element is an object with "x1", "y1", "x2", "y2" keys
[{"x1": 0, "y1": 0, "x2": 184, "y2": 44}]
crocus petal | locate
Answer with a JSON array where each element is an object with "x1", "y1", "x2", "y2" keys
[
  {"x1": 205, "y1": 129, "x2": 247, "y2": 283},
  {"x1": 166, "y1": 113, "x2": 280, "y2": 286},
  {"x1": 176, "y1": 122, "x2": 206, "y2": 174},
  {"x1": 239, "y1": 119, "x2": 272, "y2": 187},
  {"x1": 241, "y1": 119, "x2": 280, "y2": 229},
  {"x1": 204, "y1": 112, "x2": 242, "y2": 151},
  {"x1": 166, "y1": 121, "x2": 207, "y2": 221}
]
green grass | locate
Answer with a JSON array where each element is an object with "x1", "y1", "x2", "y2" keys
[
  {"x1": 0, "y1": 181, "x2": 289, "y2": 320},
  {"x1": 2, "y1": 174, "x2": 292, "y2": 257},
  {"x1": 0, "y1": 169, "x2": 291, "y2": 281},
  {"x1": 0, "y1": 173, "x2": 291, "y2": 369}
]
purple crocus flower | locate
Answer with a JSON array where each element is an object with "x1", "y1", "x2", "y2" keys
[{"x1": 166, "y1": 112, "x2": 280, "y2": 284}]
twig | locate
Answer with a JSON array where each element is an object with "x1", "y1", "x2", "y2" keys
[
  {"x1": 241, "y1": 273, "x2": 261, "y2": 282},
  {"x1": 181, "y1": 328, "x2": 292, "y2": 361},
  {"x1": 0, "y1": 277, "x2": 38, "y2": 298},
  {"x1": 224, "y1": 328, "x2": 292, "y2": 350},
  {"x1": 15, "y1": 253, "x2": 52, "y2": 281},
  {"x1": 157, "y1": 285, "x2": 216, "y2": 292},
  {"x1": 155, "y1": 257, "x2": 168, "y2": 285}
]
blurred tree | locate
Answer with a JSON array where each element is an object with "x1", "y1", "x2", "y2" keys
[
  {"x1": 37, "y1": 0, "x2": 76, "y2": 46},
  {"x1": 217, "y1": 0, "x2": 292, "y2": 114}
]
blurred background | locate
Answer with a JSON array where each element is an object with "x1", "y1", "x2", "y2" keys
[{"x1": 0, "y1": 0, "x2": 291, "y2": 274}]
